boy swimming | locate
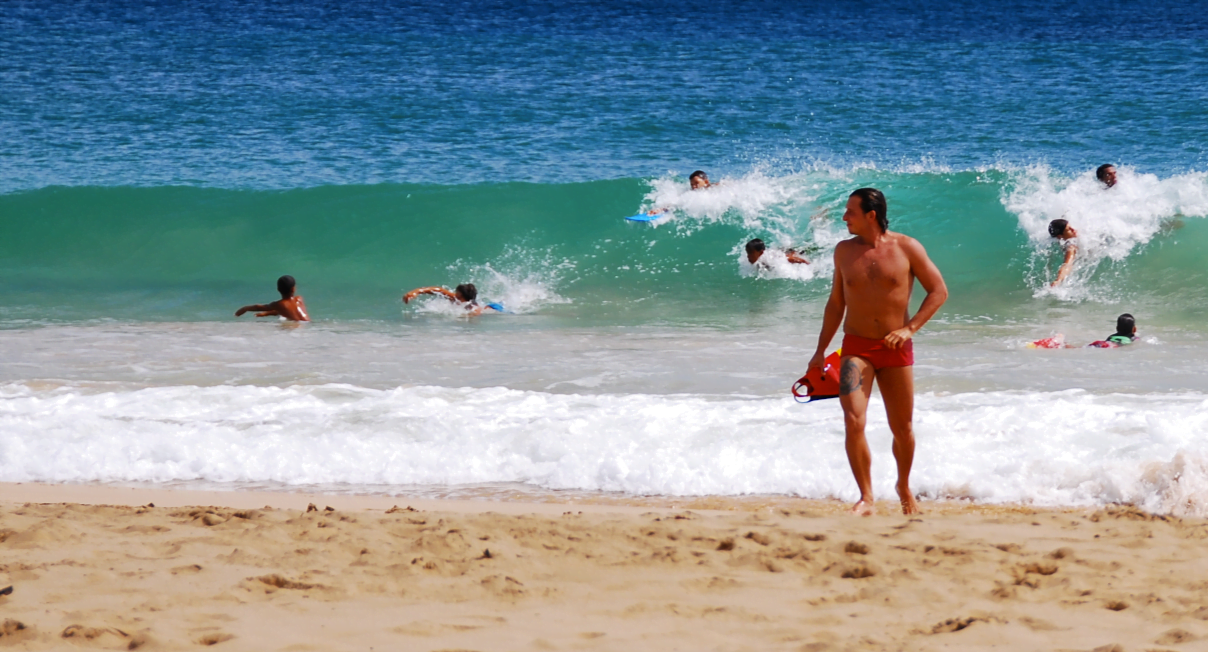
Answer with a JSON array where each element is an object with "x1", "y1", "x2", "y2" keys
[
  {"x1": 745, "y1": 238, "x2": 809, "y2": 266},
  {"x1": 1029, "y1": 314, "x2": 1138, "y2": 349},
  {"x1": 1088, "y1": 313, "x2": 1138, "y2": 348},
  {"x1": 1048, "y1": 218, "x2": 1078, "y2": 287},
  {"x1": 235, "y1": 275, "x2": 310, "y2": 321},
  {"x1": 403, "y1": 283, "x2": 501, "y2": 315}
]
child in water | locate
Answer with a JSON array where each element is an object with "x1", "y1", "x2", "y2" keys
[
  {"x1": 1029, "y1": 313, "x2": 1137, "y2": 349},
  {"x1": 235, "y1": 275, "x2": 310, "y2": 321},
  {"x1": 1048, "y1": 218, "x2": 1078, "y2": 287},
  {"x1": 403, "y1": 283, "x2": 502, "y2": 315},
  {"x1": 1087, "y1": 313, "x2": 1138, "y2": 348},
  {"x1": 745, "y1": 238, "x2": 809, "y2": 266}
]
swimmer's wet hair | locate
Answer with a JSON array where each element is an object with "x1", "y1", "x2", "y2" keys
[
  {"x1": 1116, "y1": 313, "x2": 1135, "y2": 336},
  {"x1": 1096, "y1": 164, "x2": 1115, "y2": 183},
  {"x1": 745, "y1": 238, "x2": 765, "y2": 253},
  {"x1": 850, "y1": 188, "x2": 888, "y2": 232},
  {"x1": 1048, "y1": 218, "x2": 1069, "y2": 238},
  {"x1": 689, "y1": 170, "x2": 708, "y2": 181},
  {"x1": 277, "y1": 275, "x2": 296, "y2": 295},
  {"x1": 455, "y1": 283, "x2": 478, "y2": 302}
]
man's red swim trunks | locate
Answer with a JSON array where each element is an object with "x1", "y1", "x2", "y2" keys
[{"x1": 841, "y1": 333, "x2": 914, "y2": 370}]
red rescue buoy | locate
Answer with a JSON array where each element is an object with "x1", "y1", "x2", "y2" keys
[{"x1": 792, "y1": 350, "x2": 841, "y2": 403}]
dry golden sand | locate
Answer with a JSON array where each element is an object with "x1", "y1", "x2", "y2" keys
[{"x1": 1, "y1": 484, "x2": 1207, "y2": 651}]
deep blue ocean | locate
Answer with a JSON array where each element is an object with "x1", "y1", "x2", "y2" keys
[{"x1": 3, "y1": 0, "x2": 1208, "y2": 511}]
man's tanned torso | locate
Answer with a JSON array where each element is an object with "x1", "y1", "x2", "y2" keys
[{"x1": 836, "y1": 232, "x2": 920, "y2": 340}]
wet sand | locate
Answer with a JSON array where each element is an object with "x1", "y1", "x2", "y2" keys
[{"x1": 1, "y1": 483, "x2": 1206, "y2": 651}]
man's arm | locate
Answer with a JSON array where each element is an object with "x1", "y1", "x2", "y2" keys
[
  {"x1": 807, "y1": 248, "x2": 846, "y2": 371},
  {"x1": 403, "y1": 287, "x2": 457, "y2": 303},
  {"x1": 1051, "y1": 245, "x2": 1076, "y2": 287},
  {"x1": 786, "y1": 250, "x2": 810, "y2": 265},
  {"x1": 235, "y1": 303, "x2": 272, "y2": 317},
  {"x1": 884, "y1": 238, "x2": 948, "y2": 349}
]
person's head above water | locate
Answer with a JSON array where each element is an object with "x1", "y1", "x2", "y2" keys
[
  {"x1": 454, "y1": 283, "x2": 478, "y2": 303},
  {"x1": 844, "y1": 188, "x2": 888, "y2": 234},
  {"x1": 1096, "y1": 164, "x2": 1117, "y2": 188},
  {"x1": 1048, "y1": 218, "x2": 1077, "y2": 239},
  {"x1": 277, "y1": 275, "x2": 297, "y2": 297},
  {"x1": 1115, "y1": 313, "x2": 1136, "y2": 337},
  {"x1": 689, "y1": 170, "x2": 710, "y2": 190},
  {"x1": 745, "y1": 238, "x2": 766, "y2": 263}
]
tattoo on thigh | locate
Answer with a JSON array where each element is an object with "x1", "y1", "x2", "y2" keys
[{"x1": 840, "y1": 359, "x2": 862, "y2": 396}]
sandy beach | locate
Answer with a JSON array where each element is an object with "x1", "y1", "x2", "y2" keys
[{"x1": 0, "y1": 484, "x2": 1204, "y2": 651}]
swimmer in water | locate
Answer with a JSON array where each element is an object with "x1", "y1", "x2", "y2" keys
[
  {"x1": 1033, "y1": 313, "x2": 1139, "y2": 349},
  {"x1": 1048, "y1": 218, "x2": 1078, "y2": 287},
  {"x1": 1089, "y1": 313, "x2": 1138, "y2": 347},
  {"x1": 646, "y1": 170, "x2": 714, "y2": 215},
  {"x1": 1096, "y1": 163, "x2": 1117, "y2": 188},
  {"x1": 745, "y1": 238, "x2": 809, "y2": 266},
  {"x1": 235, "y1": 275, "x2": 310, "y2": 322},
  {"x1": 403, "y1": 283, "x2": 500, "y2": 315}
]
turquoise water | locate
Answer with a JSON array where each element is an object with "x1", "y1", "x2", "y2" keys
[
  {"x1": 2, "y1": 170, "x2": 1205, "y2": 325},
  {"x1": 4, "y1": 1, "x2": 1208, "y2": 511}
]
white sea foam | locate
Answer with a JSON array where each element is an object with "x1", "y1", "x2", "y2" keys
[
  {"x1": 643, "y1": 170, "x2": 843, "y2": 282},
  {"x1": 1003, "y1": 165, "x2": 1208, "y2": 297},
  {"x1": 3, "y1": 382, "x2": 1207, "y2": 515},
  {"x1": 641, "y1": 171, "x2": 819, "y2": 233},
  {"x1": 407, "y1": 246, "x2": 572, "y2": 315}
]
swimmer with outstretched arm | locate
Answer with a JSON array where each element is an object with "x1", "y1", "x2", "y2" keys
[
  {"x1": 746, "y1": 238, "x2": 809, "y2": 266},
  {"x1": 403, "y1": 283, "x2": 500, "y2": 315},
  {"x1": 1048, "y1": 218, "x2": 1078, "y2": 287},
  {"x1": 235, "y1": 275, "x2": 310, "y2": 322}
]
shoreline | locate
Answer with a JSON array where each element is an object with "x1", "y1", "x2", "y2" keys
[
  {"x1": 0, "y1": 480, "x2": 1087, "y2": 516},
  {"x1": 3, "y1": 482, "x2": 1206, "y2": 651}
]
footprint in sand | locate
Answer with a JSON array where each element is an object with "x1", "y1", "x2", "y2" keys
[
  {"x1": 194, "y1": 632, "x2": 235, "y2": 646},
  {"x1": 843, "y1": 541, "x2": 869, "y2": 555},
  {"x1": 1154, "y1": 628, "x2": 1197, "y2": 645},
  {"x1": 61, "y1": 624, "x2": 148, "y2": 649},
  {"x1": 0, "y1": 619, "x2": 33, "y2": 643}
]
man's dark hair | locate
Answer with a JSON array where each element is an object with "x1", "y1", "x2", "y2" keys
[
  {"x1": 850, "y1": 188, "x2": 888, "y2": 232},
  {"x1": 1048, "y1": 218, "x2": 1069, "y2": 238},
  {"x1": 1116, "y1": 313, "x2": 1135, "y2": 336},
  {"x1": 277, "y1": 275, "x2": 296, "y2": 296},
  {"x1": 455, "y1": 283, "x2": 478, "y2": 302},
  {"x1": 745, "y1": 238, "x2": 766, "y2": 253},
  {"x1": 1096, "y1": 164, "x2": 1115, "y2": 183},
  {"x1": 689, "y1": 170, "x2": 708, "y2": 181}
]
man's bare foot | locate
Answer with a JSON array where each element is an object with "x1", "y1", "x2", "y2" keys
[
  {"x1": 897, "y1": 484, "x2": 921, "y2": 515},
  {"x1": 850, "y1": 499, "x2": 876, "y2": 516}
]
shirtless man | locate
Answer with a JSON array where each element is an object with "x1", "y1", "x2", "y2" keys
[
  {"x1": 807, "y1": 188, "x2": 947, "y2": 516},
  {"x1": 235, "y1": 275, "x2": 310, "y2": 321},
  {"x1": 1096, "y1": 164, "x2": 1117, "y2": 188}
]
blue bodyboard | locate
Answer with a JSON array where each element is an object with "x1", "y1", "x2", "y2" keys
[{"x1": 625, "y1": 210, "x2": 668, "y2": 223}]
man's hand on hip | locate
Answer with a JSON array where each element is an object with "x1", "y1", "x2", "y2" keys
[{"x1": 883, "y1": 326, "x2": 915, "y2": 349}]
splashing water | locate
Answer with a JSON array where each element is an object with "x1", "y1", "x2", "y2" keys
[{"x1": 1004, "y1": 165, "x2": 1208, "y2": 299}]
